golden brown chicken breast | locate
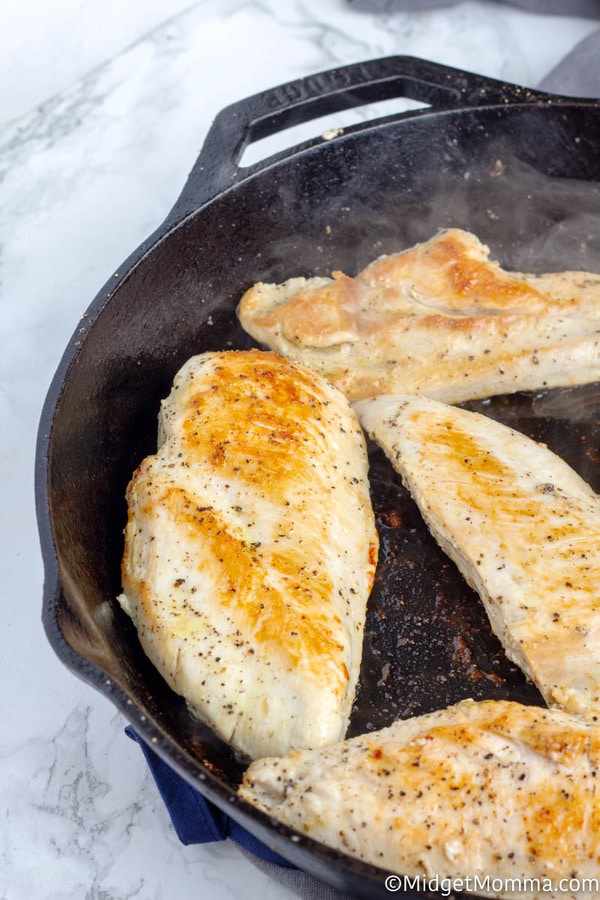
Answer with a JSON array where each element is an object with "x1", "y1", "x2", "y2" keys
[
  {"x1": 238, "y1": 228, "x2": 600, "y2": 404},
  {"x1": 118, "y1": 349, "x2": 378, "y2": 759},
  {"x1": 240, "y1": 698, "x2": 600, "y2": 900},
  {"x1": 355, "y1": 391, "x2": 600, "y2": 723}
]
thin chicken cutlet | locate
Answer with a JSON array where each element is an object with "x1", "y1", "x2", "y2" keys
[
  {"x1": 240, "y1": 698, "x2": 600, "y2": 899},
  {"x1": 355, "y1": 392, "x2": 600, "y2": 723},
  {"x1": 238, "y1": 228, "x2": 600, "y2": 404},
  {"x1": 118, "y1": 349, "x2": 378, "y2": 759}
]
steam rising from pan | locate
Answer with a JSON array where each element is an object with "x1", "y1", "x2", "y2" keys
[{"x1": 249, "y1": 127, "x2": 600, "y2": 291}]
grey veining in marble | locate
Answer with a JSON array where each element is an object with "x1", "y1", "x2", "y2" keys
[{"x1": 2, "y1": 1, "x2": 598, "y2": 897}]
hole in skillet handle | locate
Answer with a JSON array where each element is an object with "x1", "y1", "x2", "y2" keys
[{"x1": 166, "y1": 54, "x2": 549, "y2": 226}]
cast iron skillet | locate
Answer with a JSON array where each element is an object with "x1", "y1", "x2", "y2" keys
[{"x1": 36, "y1": 56, "x2": 600, "y2": 898}]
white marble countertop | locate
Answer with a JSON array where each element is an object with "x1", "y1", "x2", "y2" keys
[{"x1": 2, "y1": 1, "x2": 598, "y2": 898}]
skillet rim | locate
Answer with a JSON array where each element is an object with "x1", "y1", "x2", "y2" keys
[{"x1": 35, "y1": 55, "x2": 600, "y2": 897}]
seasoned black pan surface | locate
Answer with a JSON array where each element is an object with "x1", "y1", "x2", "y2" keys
[{"x1": 37, "y1": 57, "x2": 600, "y2": 898}]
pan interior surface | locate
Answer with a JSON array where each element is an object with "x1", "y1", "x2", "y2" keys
[{"x1": 42, "y1": 100, "x2": 600, "y2": 894}]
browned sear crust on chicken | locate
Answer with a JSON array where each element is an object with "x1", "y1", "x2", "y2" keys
[{"x1": 238, "y1": 228, "x2": 600, "y2": 403}]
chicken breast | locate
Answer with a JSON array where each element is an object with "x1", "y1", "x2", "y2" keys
[
  {"x1": 237, "y1": 228, "x2": 600, "y2": 404},
  {"x1": 118, "y1": 349, "x2": 378, "y2": 759},
  {"x1": 354, "y1": 392, "x2": 600, "y2": 723},
  {"x1": 240, "y1": 698, "x2": 600, "y2": 899}
]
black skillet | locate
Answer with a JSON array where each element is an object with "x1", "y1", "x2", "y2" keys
[{"x1": 36, "y1": 56, "x2": 600, "y2": 898}]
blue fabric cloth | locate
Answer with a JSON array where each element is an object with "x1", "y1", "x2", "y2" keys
[{"x1": 125, "y1": 726, "x2": 296, "y2": 867}]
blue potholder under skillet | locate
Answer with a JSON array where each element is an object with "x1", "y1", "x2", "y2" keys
[{"x1": 125, "y1": 726, "x2": 295, "y2": 867}]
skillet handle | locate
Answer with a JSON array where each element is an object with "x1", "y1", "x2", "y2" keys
[{"x1": 169, "y1": 55, "x2": 536, "y2": 221}]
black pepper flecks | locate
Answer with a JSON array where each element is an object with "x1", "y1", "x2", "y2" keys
[
  {"x1": 134, "y1": 382, "x2": 600, "y2": 789},
  {"x1": 349, "y1": 441, "x2": 544, "y2": 737}
]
